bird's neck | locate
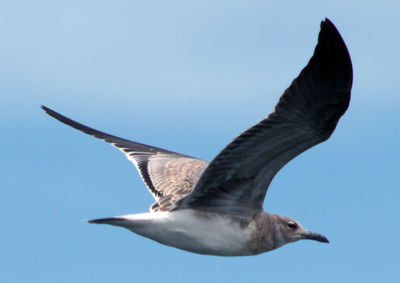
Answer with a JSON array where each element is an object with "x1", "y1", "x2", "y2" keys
[{"x1": 247, "y1": 212, "x2": 287, "y2": 254}]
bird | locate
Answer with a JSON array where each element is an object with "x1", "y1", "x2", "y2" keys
[{"x1": 42, "y1": 18, "x2": 352, "y2": 256}]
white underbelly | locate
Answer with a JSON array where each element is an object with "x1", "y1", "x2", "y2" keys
[{"x1": 121, "y1": 210, "x2": 251, "y2": 256}]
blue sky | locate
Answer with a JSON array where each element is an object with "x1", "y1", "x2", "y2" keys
[{"x1": 1, "y1": 0, "x2": 399, "y2": 282}]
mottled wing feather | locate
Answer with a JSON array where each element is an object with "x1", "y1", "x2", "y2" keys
[
  {"x1": 148, "y1": 156, "x2": 208, "y2": 211},
  {"x1": 41, "y1": 106, "x2": 208, "y2": 210},
  {"x1": 176, "y1": 19, "x2": 353, "y2": 216},
  {"x1": 149, "y1": 156, "x2": 208, "y2": 197}
]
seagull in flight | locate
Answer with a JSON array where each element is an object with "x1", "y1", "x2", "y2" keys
[{"x1": 42, "y1": 18, "x2": 352, "y2": 256}]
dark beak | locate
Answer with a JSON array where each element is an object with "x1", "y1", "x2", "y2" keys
[{"x1": 302, "y1": 232, "x2": 329, "y2": 243}]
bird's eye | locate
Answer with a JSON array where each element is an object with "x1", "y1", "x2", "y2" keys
[{"x1": 287, "y1": 222, "x2": 297, "y2": 230}]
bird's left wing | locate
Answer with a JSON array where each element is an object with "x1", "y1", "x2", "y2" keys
[{"x1": 176, "y1": 19, "x2": 353, "y2": 216}]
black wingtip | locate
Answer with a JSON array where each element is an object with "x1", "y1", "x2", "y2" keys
[
  {"x1": 322, "y1": 17, "x2": 333, "y2": 26},
  {"x1": 41, "y1": 105, "x2": 61, "y2": 120},
  {"x1": 321, "y1": 18, "x2": 338, "y2": 31},
  {"x1": 321, "y1": 19, "x2": 340, "y2": 42},
  {"x1": 40, "y1": 104, "x2": 106, "y2": 137},
  {"x1": 317, "y1": 18, "x2": 353, "y2": 89},
  {"x1": 319, "y1": 18, "x2": 342, "y2": 39},
  {"x1": 41, "y1": 104, "x2": 50, "y2": 113}
]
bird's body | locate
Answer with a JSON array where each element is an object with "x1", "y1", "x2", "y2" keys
[
  {"x1": 103, "y1": 210, "x2": 255, "y2": 256},
  {"x1": 95, "y1": 210, "x2": 291, "y2": 256},
  {"x1": 42, "y1": 18, "x2": 352, "y2": 256}
]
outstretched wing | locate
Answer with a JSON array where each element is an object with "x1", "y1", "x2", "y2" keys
[
  {"x1": 176, "y1": 19, "x2": 353, "y2": 216},
  {"x1": 42, "y1": 106, "x2": 208, "y2": 211}
]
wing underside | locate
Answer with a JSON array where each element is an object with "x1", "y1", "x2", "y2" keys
[{"x1": 42, "y1": 106, "x2": 208, "y2": 211}]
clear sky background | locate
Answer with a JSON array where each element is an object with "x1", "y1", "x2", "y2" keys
[{"x1": 1, "y1": 1, "x2": 399, "y2": 282}]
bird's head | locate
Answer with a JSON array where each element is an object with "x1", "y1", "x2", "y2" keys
[{"x1": 271, "y1": 214, "x2": 329, "y2": 247}]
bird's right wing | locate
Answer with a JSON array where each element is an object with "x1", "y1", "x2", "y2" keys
[
  {"x1": 42, "y1": 106, "x2": 208, "y2": 211},
  {"x1": 176, "y1": 19, "x2": 353, "y2": 216}
]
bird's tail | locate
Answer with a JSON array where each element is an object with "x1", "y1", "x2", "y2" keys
[
  {"x1": 88, "y1": 217, "x2": 128, "y2": 225},
  {"x1": 88, "y1": 213, "x2": 155, "y2": 228}
]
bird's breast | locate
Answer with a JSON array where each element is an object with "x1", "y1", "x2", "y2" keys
[{"x1": 127, "y1": 209, "x2": 255, "y2": 256}]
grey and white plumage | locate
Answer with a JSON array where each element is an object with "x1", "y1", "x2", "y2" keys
[{"x1": 42, "y1": 18, "x2": 352, "y2": 256}]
